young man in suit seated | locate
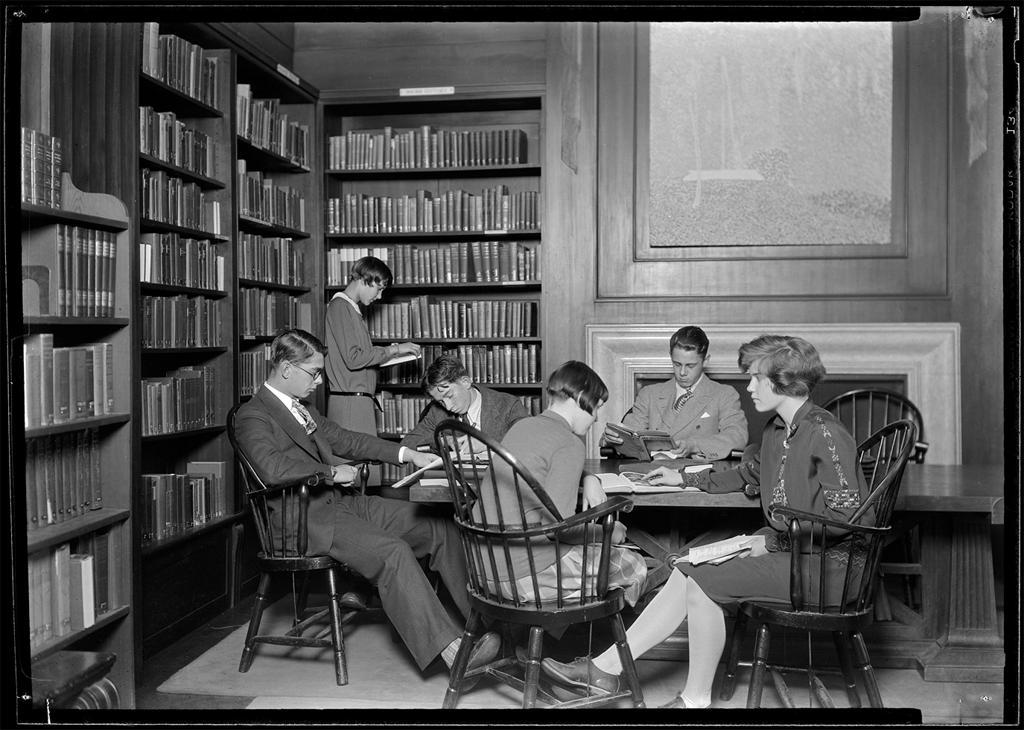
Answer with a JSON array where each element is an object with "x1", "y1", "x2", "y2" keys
[
  {"x1": 602, "y1": 325, "x2": 749, "y2": 461},
  {"x1": 399, "y1": 353, "x2": 529, "y2": 454},
  {"x1": 234, "y1": 329, "x2": 499, "y2": 678}
]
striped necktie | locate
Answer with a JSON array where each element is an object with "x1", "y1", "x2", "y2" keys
[
  {"x1": 293, "y1": 400, "x2": 317, "y2": 435},
  {"x1": 673, "y1": 388, "x2": 694, "y2": 412}
]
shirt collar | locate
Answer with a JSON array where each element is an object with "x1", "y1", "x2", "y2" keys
[
  {"x1": 331, "y1": 290, "x2": 360, "y2": 313},
  {"x1": 465, "y1": 387, "x2": 483, "y2": 427},
  {"x1": 676, "y1": 373, "x2": 704, "y2": 397},
  {"x1": 263, "y1": 382, "x2": 305, "y2": 425}
]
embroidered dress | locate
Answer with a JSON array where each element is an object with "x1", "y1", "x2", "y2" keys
[{"x1": 675, "y1": 401, "x2": 870, "y2": 611}]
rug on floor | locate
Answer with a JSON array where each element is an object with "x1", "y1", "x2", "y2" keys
[{"x1": 156, "y1": 596, "x2": 518, "y2": 708}]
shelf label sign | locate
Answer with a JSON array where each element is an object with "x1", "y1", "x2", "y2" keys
[
  {"x1": 399, "y1": 86, "x2": 455, "y2": 97},
  {"x1": 276, "y1": 64, "x2": 301, "y2": 85}
]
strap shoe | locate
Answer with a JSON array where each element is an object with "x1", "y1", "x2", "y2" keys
[{"x1": 541, "y1": 656, "x2": 620, "y2": 694}]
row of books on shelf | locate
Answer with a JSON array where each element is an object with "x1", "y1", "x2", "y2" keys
[
  {"x1": 237, "y1": 233, "x2": 307, "y2": 287},
  {"x1": 140, "y1": 366, "x2": 219, "y2": 436},
  {"x1": 236, "y1": 86, "x2": 310, "y2": 168},
  {"x1": 139, "y1": 462, "x2": 228, "y2": 545},
  {"x1": 238, "y1": 289, "x2": 312, "y2": 338},
  {"x1": 28, "y1": 530, "x2": 122, "y2": 652},
  {"x1": 23, "y1": 337, "x2": 115, "y2": 428},
  {"x1": 140, "y1": 168, "x2": 223, "y2": 235},
  {"x1": 375, "y1": 391, "x2": 542, "y2": 438},
  {"x1": 237, "y1": 161, "x2": 307, "y2": 231},
  {"x1": 22, "y1": 224, "x2": 119, "y2": 318},
  {"x1": 326, "y1": 188, "x2": 539, "y2": 235},
  {"x1": 141, "y1": 23, "x2": 221, "y2": 110},
  {"x1": 141, "y1": 294, "x2": 223, "y2": 349},
  {"x1": 25, "y1": 430, "x2": 103, "y2": 529},
  {"x1": 381, "y1": 342, "x2": 541, "y2": 386},
  {"x1": 139, "y1": 106, "x2": 219, "y2": 180},
  {"x1": 367, "y1": 297, "x2": 538, "y2": 339},
  {"x1": 20, "y1": 127, "x2": 63, "y2": 208},
  {"x1": 327, "y1": 240, "x2": 539, "y2": 287},
  {"x1": 239, "y1": 346, "x2": 271, "y2": 397},
  {"x1": 139, "y1": 233, "x2": 226, "y2": 291},
  {"x1": 327, "y1": 126, "x2": 528, "y2": 171}
]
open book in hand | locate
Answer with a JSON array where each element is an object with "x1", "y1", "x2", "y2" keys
[
  {"x1": 606, "y1": 423, "x2": 677, "y2": 462},
  {"x1": 594, "y1": 472, "x2": 700, "y2": 494},
  {"x1": 379, "y1": 351, "x2": 422, "y2": 368},
  {"x1": 674, "y1": 535, "x2": 754, "y2": 566},
  {"x1": 388, "y1": 457, "x2": 443, "y2": 489}
]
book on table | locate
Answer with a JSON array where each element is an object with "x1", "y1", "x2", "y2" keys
[
  {"x1": 674, "y1": 534, "x2": 754, "y2": 566},
  {"x1": 606, "y1": 423, "x2": 678, "y2": 461},
  {"x1": 593, "y1": 471, "x2": 703, "y2": 495}
]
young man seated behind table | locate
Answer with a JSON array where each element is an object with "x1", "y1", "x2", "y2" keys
[
  {"x1": 400, "y1": 353, "x2": 530, "y2": 455},
  {"x1": 602, "y1": 326, "x2": 748, "y2": 461}
]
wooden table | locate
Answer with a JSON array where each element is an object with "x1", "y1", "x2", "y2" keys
[{"x1": 410, "y1": 461, "x2": 1005, "y2": 682}]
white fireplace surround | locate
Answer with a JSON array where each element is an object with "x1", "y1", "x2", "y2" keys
[{"x1": 585, "y1": 323, "x2": 961, "y2": 464}]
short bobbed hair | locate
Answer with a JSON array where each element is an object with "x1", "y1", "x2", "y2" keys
[
  {"x1": 422, "y1": 353, "x2": 470, "y2": 390},
  {"x1": 545, "y1": 360, "x2": 609, "y2": 415},
  {"x1": 738, "y1": 335, "x2": 826, "y2": 398},
  {"x1": 669, "y1": 326, "x2": 709, "y2": 357},
  {"x1": 271, "y1": 328, "x2": 326, "y2": 368},
  {"x1": 350, "y1": 255, "x2": 393, "y2": 286}
]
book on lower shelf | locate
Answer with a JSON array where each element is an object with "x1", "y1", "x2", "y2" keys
[{"x1": 674, "y1": 534, "x2": 754, "y2": 566}]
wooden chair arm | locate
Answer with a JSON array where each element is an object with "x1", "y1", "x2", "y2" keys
[
  {"x1": 769, "y1": 505, "x2": 889, "y2": 535},
  {"x1": 259, "y1": 473, "x2": 327, "y2": 497}
]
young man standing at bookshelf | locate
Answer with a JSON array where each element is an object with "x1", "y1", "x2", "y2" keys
[
  {"x1": 233, "y1": 329, "x2": 499, "y2": 676},
  {"x1": 601, "y1": 326, "x2": 749, "y2": 461},
  {"x1": 399, "y1": 353, "x2": 528, "y2": 454}
]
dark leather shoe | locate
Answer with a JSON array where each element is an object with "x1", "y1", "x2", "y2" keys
[
  {"x1": 660, "y1": 692, "x2": 687, "y2": 708},
  {"x1": 455, "y1": 631, "x2": 500, "y2": 693},
  {"x1": 541, "y1": 656, "x2": 620, "y2": 694},
  {"x1": 466, "y1": 631, "x2": 501, "y2": 671},
  {"x1": 339, "y1": 591, "x2": 368, "y2": 612}
]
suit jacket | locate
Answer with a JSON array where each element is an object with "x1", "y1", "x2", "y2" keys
[
  {"x1": 622, "y1": 376, "x2": 748, "y2": 460},
  {"x1": 399, "y1": 385, "x2": 529, "y2": 450},
  {"x1": 234, "y1": 385, "x2": 403, "y2": 555}
]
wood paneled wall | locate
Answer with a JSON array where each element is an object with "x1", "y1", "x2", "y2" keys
[{"x1": 543, "y1": 14, "x2": 1007, "y2": 465}]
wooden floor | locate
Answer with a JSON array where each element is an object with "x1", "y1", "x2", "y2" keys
[{"x1": 133, "y1": 592, "x2": 1010, "y2": 722}]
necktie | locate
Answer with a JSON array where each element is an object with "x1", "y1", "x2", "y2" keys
[
  {"x1": 293, "y1": 400, "x2": 317, "y2": 435},
  {"x1": 673, "y1": 388, "x2": 693, "y2": 412}
]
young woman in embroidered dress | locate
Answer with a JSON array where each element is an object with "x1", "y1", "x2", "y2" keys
[{"x1": 541, "y1": 335, "x2": 870, "y2": 707}]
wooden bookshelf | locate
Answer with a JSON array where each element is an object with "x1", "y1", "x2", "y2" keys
[
  {"x1": 321, "y1": 94, "x2": 545, "y2": 441},
  {"x1": 19, "y1": 168, "x2": 136, "y2": 707},
  {"x1": 135, "y1": 25, "x2": 239, "y2": 660}
]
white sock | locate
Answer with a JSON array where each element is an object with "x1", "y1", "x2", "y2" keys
[
  {"x1": 594, "y1": 570, "x2": 689, "y2": 675},
  {"x1": 441, "y1": 637, "x2": 461, "y2": 668}
]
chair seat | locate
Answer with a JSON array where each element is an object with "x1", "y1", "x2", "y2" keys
[
  {"x1": 256, "y1": 552, "x2": 341, "y2": 572},
  {"x1": 741, "y1": 601, "x2": 874, "y2": 633},
  {"x1": 471, "y1": 588, "x2": 626, "y2": 627}
]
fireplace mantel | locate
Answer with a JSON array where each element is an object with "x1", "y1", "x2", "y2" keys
[{"x1": 585, "y1": 323, "x2": 961, "y2": 463}]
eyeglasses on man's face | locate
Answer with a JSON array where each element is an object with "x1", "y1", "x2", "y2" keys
[{"x1": 290, "y1": 361, "x2": 324, "y2": 382}]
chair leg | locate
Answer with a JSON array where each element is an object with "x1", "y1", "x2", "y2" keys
[
  {"x1": 746, "y1": 623, "x2": 771, "y2": 708},
  {"x1": 443, "y1": 611, "x2": 484, "y2": 710},
  {"x1": 239, "y1": 572, "x2": 271, "y2": 673},
  {"x1": 850, "y1": 631, "x2": 884, "y2": 708},
  {"x1": 832, "y1": 631, "x2": 861, "y2": 708},
  {"x1": 325, "y1": 567, "x2": 349, "y2": 686},
  {"x1": 719, "y1": 612, "x2": 748, "y2": 701},
  {"x1": 522, "y1": 625, "x2": 545, "y2": 709},
  {"x1": 610, "y1": 613, "x2": 646, "y2": 708},
  {"x1": 294, "y1": 571, "x2": 312, "y2": 622}
]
